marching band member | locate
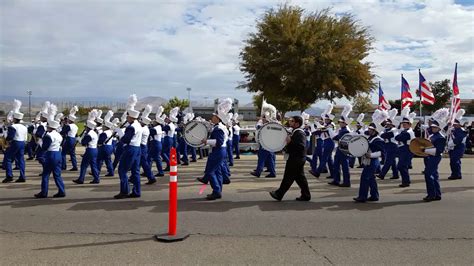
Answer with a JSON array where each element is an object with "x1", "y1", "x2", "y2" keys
[
  {"x1": 115, "y1": 94, "x2": 143, "y2": 199},
  {"x1": 311, "y1": 104, "x2": 335, "y2": 178},
  {"x1": 353, "y1": 121, "x2": 385, "y2": 203},
  {"x1": 97, "y1": 110, "x2": 115, "y2": 177},
  {"x1": 422, "y1": 109, "x2": 448, "y2": 201},
  {"x1": 138, "y1": 105, "x2": 157, "y2": 185},
  {"x1": 269, "y1": 115, "x2": 311, "y2": 201},
  {"x1": 178, "y1": 112, "x2": 194, "y2": 166},
  {"x1": 3, "y1": 100, "x2": 27, "y2": 183},
  {"x1": 232, "y1": 113, "x2": 241, "y2": 160},
  {"x1": 149, "y1": 107, "x2": 165, "y2": 177},
  {"x1": 34, "y1": 114, "x2": 66, "y2": 198},
  {"x1": 353, "y1": 113, "x2": 366, "y2": 168},
  {"x1": 394, "y1": 107, "x2": 416, "y2": 187},
  {"x1": 35, "y1": 102, "x2": 51, "y2": 175},
  {"x1": 26, "y1": 115, "x2": 39, "y2": 160},
  {"x1": 61, "y1": 106, "x2": 79, "y2": 171},
  {"x1": 112, "y1": 112, "x2": 128, "y2": 171},
  {"x1": 377, "y1": 109, "x2": 399, "y2": 180},
  {"x1": 73, "y1": 109, "x2": 100, "y2": 184},
  {"x1": 198, "y1": 98, "x2": 232, "y2": 200},
  {"x1": 309, "y1": 116, "x2": 324, "y2": 175},
  {"x1": 250, "y1": 99, "x2": 277, "y2": 178},
  {"x1": 328, "y1": 104, "x2": 353, "y2": 187},
  {"x1": 448, "y1": 109, "x2": 467, "y2": 180},
  {"x1": 162, "y1": 107, "x2": 179, "y2": 171}
]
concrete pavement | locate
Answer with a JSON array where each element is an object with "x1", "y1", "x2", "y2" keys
[{"x1": 0, "y1": 153, "x2": 473, "y2": 265}]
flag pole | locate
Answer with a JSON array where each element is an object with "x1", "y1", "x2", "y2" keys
[
  {"x1": 418, "y1": 69, "x2": 422, "y2": 116},
  {"x1": 400, "y1": 74, "x2": 403, "y2": 111}
]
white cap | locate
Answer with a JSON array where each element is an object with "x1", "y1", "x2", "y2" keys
[
  {"x1": 13, "y1": 112, "x2": 24, "y2": 120},
  {"x1": 48, "y1": 119, "x2": 60, "y2": 129},
  {"x1": 86, "y1": 120, "x2": 97, "y2": 129},
  {"x1": 140, "y1": 117, "x2": 151, "y2": 125},
  {"x1": 127, "y1": 109, "x2": 140, "y2": 119},
  {"x1": 68, "y1": 114, "x2": 77, "y2": 122}
]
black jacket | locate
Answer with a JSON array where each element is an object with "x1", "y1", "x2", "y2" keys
[{"x1": 285, "y1": 128, "x2": 307, "y2": 160}]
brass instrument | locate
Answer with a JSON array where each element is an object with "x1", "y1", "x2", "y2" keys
[{"x1": 409, "y1": 137, "x2": 434, "y2": 157}]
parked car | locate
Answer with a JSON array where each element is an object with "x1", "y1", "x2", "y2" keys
[{"x1": 239, "y1": 126, "x2": 259, "y2": 152}]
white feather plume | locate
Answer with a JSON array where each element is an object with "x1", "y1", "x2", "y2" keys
[
  {"x1": 233, "y1": 113, "x2": 239, "y2": 121},
  {"x1": 126, "y1": 94, "x2": 138, "y2": 110},
  {"x1": 55, "y1": 113, "x2": 64, "y2": 122},
  {"x1": 455, "y1": 109, "x2": 465, "y2": 120},
  {"x1": 41, "y1": 101, "x2": 51, "y2": 114},
  {"x1": 431, "y1": 108, "x2": 449, "y2": 124},
  {"x1": 301, "y1": 111, "x2": 310, "y2": 121},
  {"x1": 155, "y1": 106, "x2": 164, "y2": 119},
  {"x1": 121, "y1": 111, "x2": 128, "y2": 123},
  {"x1": 35, "y1": 112, "x2": 41, "y2": 121},
  {"x1": 6, "y1": 110, "x2": 13, "y2": 121},
  {"x1": 47, "y1": 104, "x2": 58, "y2": 122},
  {"x1": 88, "y1": 109, "x2": 99, "y2": 122},
  {"x1": 372, "y1": 109, "x2": 389, "y2": 125},
  {"x1": 104, "y1": 110, "x2": 114, "y2": 123},
  {"x1": 341, "y1": 104, "x2": 352, "y2": 119},
  {"x1": 69, "y1": 106, "x2": 78, "y2": 116},
  {"x1": 142, "y1": 104, "x2": 152, "y2": 119},
  {"x1": 356, "y1": 113, "x2": 365, "y2": 123},
  {"x1": 324, "y1": 103, "x2": 334, "y2": 116},
  {"x1": 260, "y1": 99, "x2": 276, "y2": 120},
  {"x1": 400, "y1": 106, "x2": 410, "y2": 118},
  {"x1": 111, "y1": 118, "x2": 120, "y2": 126},
  {"x1": 388, "y1": 109, "x2": 398, "y2": 121},
  {"x1": 169, "y1": 106, "x2": 180, "y2": 119},
  {"x1": 96, "y1": 110, "x2": 103, "y2": 120},
  {"x1": 12, "y1": 99, "x2": 22, "y2": 113}
]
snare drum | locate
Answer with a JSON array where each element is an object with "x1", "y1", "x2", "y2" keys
[
  {"x1": 257, "y1": 122, "x2": 288, "y2": 152},
  {"x1": 183, "y1": 121, "x2": 210, "y2": 147},
  {"x1": 338, "y1": 134, "x2": 369, "y2": 157}
]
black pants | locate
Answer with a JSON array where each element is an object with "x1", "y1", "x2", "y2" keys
[{"x1": 276, "y1": 158, "x2": 311, "y2": 199}]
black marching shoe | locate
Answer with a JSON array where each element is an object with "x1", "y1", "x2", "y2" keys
[
  {"x1": 367, "y1": 197, "x2": 379, "y2": 202},
  {"x1": 448, "y1": 176, "x2": 462, "y2": 180},
  {"x1": 338, "y1": 183, "x2": 350, "y2": 188},
  {"x1": 181, "y1": 162, "x2": 189, "y2": 166},
  {"x1": 128, "y1": 193, "x2": 141, "y2": 198},
  {"x1": 155, "y1": 173, "x2": 165, "y2": 177},
  {"x1": 269, "y1": 191, "x2": 282, "y2": 201},
  {"x1": 163, "y1": 166, "x2": 170, "y2": 172},
  {"x1": 223, "y1": 179, "x2": 231, "y2": 185},
  {"x1": 434, "y1": 196, "x2": 442, "y2": 201},
  {"x1": 114, "y1": 193, "x2": 129, "y2": 199},
  {"x1": 53, "y1": 193, "x2": 66, "y2": 198},
  {"x1": 295, "y1": 196, "x2": 311, "y2": 201},
  {"x1": 353, "y1": 197, "x2": 366, "y2": 203},
  {"x1": 399, "y1": 183, "x2": 410, "y2": 188},
  {"x1": 2, "y1": 177, "x2": 14, "y2": 183},
  {"x1": 69, "y1": 168, "x2": 78, "y2": 171},
  {"x1": 146, "y1": 179, "x2": 157, "y2": 185},
  {"x1": 196, "y1": 177, "x2": 207, "y2": 184},
  {"x1": 105, "y1": 173, "x2": 114, "y2": 177},
  {"x1": 14, "y1": 178, "x2": 26, "y2": 183},
  {"x1": 34, "y1": 193, "x2": 47, "y2": 198},
  {"x1": 190, "y1": 159, "x2": 197, "y2": 162},
  {"x1": 13, "y1": 167, "x2": 19, "y2": 170},
  {"x1": 308, "y1": 170, "x2": 319, "y2": 178},
  {"x1": 389, "y1": 176, "x2": 399, "y2": 180},
  {"x1": 206, "y1": 193, "x2": 222, "y2": 200},
  {"x1": 72, "y1": 179, "x2": 84, "y2": 184},
  {"x1": 376, "y1": 174, "x2": 384, "y2": 180},
  {"x1": 89, "y1": 180, "x2": 100, "y2": 184},
  {"x1": 423, "y1": 196, "x2": 436, "y2": 202},
  {"x1": 250, "y1": 171, "x2": 260, "y2": 178},
  {"x1": 265, "y1": 174, "x2": 276, "y2": 178},
  {"x1": 328, "y1": 181, "x2": 339, "y2": 186}
]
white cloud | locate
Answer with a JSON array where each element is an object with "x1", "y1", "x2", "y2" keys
[{"x1": 0, "y1": 0, "x2": 473, "y2": 107}]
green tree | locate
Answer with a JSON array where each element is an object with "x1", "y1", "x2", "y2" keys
[
  {"x1": 239, "y1": 5, "x2": 375, "y2": 114},
  {"x1": 164, "y1": 97, "x2": 189, "y2": 114},
  {"x1": 353, "y1": 93, "x2": 373, "y2": 114}
]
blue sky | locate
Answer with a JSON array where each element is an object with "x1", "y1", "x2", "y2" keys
[{"x1": 1, "y1": 0, "x2": 473, "y2": 106}]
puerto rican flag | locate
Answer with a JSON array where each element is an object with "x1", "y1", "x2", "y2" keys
[
  {"x1": 378, "y1": 82, "x2": 391, "y2": 110},
  {"x1": 419, "y1": 71, "x2": 435, "y2": 105},
  {"x1": 449, "y1": 63, "x2": 461, "y2": 122},
  {"x1": 401, "y1": 75, "x2": 414, "y2": 109}
]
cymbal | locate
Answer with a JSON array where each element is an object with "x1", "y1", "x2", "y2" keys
[{"x1": 409, "y1": 137, "x2": 434, "y2": 157}]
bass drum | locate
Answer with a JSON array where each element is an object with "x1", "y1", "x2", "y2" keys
[
  {"x1": 183, "y1": 121, "x2": 210, "y2": 148},
  {"x1": 257, "y1": 122, "x2": 288, "y2": 152},
  {"x1": 339, "y1": 134, "x2": 369, "y2": 157}
]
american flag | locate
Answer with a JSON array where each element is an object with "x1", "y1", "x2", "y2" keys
[
  {"x1": 449, "y1": 63, "x2": 461, "y2": 122},
  {"x1": 401, "y1": 75, "x2": 414, "y2": 109},
  {"x1": 378, "y1": 82, "x2": 391, "y2": 110},
  {"x1": 419, "y1": 71, "x2": 435, "y2": 105}
]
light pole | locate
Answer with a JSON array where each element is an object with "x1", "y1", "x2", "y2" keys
[
  {"x1": 27, "y1": 90, "x2": 32, "y2": 121},
  {"x1": 186, "y1": 87, "x2": 192, "y2": 112}
]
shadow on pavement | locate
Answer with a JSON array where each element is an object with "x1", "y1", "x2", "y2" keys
[{"x1": 33, "y1": 236, "x2": 153, "y2": 250}]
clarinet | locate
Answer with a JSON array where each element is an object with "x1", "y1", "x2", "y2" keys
[
  {"x1": 75, "y1": 126, "x2": 90, "y2": 147},
  {"x1": 104, "y1": 122, "x2": 129, "y2": 144}
]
